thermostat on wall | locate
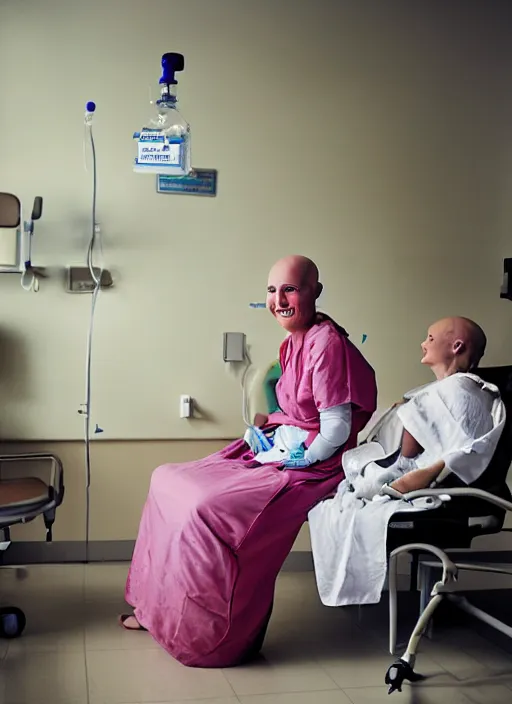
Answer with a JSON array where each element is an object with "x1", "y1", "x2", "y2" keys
[{"x1": 223, "y1": 332, "x2": 246, "y2": 362}]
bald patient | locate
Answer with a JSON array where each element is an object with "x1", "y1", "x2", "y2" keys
[
  {"x1": 253, "y1": 255, "x2": 323, "y2": 429},
  {"x1": 308, "y1": 315, "x2": 503, "y2": 609},
  {"x1": 121, "y1": 254, "x2": 377, "y2": 667},
  {"x1": 391, "y1": 316, "x2": 488, "y2": 493},
  {"x1": 253, "y1": 255, "x2": 363, "y2": 466}
]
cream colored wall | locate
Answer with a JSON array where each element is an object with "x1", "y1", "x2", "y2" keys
[
  {"x1": 1, "y1": 2, "x2": 512, "y2": 558},
  {"x1": 2, "y1": 439, "x2": 510, "y2": 561},
  {"x1": 2, "y1": 439, "x2": 310, "y2": 551},
  {"x1": 1, "y1": 0, "x2": 512, "y2": 442}
]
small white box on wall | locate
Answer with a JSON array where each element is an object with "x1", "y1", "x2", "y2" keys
[{"x1": 223, "y1": 332, "x2": 246, "y2": 362}]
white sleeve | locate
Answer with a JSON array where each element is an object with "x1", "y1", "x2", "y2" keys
[{"x1": 305, "y1": 404, "x2": 352, "y2": 464}]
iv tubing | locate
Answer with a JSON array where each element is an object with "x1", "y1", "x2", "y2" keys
[
  {"x1": 241, "y1": 348, "x2": 253, "y2": 427},
  {"x1": 83, "y1": 111, "x2": 103, "y2": 563}
]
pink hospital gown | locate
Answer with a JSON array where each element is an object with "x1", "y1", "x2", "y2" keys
[{"x1": 125, "y1": 316, "x2": 377, "y2": 667}]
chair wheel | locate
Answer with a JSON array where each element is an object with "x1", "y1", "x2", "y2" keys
[
  {"x1": 385, "y1": 658, "x2": 424, "y2": 694},
  {"x1": 0, "y1": 607, "x2": 26, "y2": 638}
]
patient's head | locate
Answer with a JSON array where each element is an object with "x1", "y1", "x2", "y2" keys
[
  {"x1": 421, "y1": 317, "x2": 487, "y2": 379},
  {"x1": 267, "y1": 255, "x2": 323, "y2": 333}
]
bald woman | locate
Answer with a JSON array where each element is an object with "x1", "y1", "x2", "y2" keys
[
  {"x1": 121, "y1": 255, "x2": 377, "y2": 667},
  {"x1": 393, "y1": 317, "x2": 489, "y2": 493}
]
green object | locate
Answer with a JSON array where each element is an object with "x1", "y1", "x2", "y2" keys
[{"x1": 263, "y1": 361, "x2": 282, "y2": 414}]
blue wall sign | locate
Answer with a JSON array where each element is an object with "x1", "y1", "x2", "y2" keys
[{"x1": 157, "y1": 169, "x2": 217, "y2": 197}]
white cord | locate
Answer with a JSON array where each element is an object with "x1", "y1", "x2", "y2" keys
[
  {"x1": 20, "y1": 267, "x2": 38, "y2": 292},
  {"x1": 17, "y1": 202, "x2": 38, "y2": 293},
  {"x1": 83, "y1": 123, "x2": 89, "y2": 173},
  {"x1": 20, "y1": 236, "x2": 39, "y2": 292},
  {"x1": 83, "y1": 116, "x2": 103, "y2": 563},
  {"x1": 241, "y1": 347, "x2": 253, "y2": 427}
]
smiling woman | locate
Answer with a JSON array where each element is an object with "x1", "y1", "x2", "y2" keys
[
  {"x1": 266, "y1": 255, "x2": 323, "y2": 332},
  {"x1": 121, "y1": 254, "x2": 377, "y2": 668}
]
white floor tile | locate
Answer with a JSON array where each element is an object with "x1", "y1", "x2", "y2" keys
[
  {"x1": 87, "y1": 647, "x2": 235, "y2": 703},
  {"x1": 1, "y1": 563, "x2": 511, "y2": 704}
]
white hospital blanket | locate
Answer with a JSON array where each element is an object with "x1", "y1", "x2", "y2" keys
[
  {"x1": 254, "y1": 425, "x2": 308, "y2": 464},
  {"x1": 309, "y1": 372, "x2": 506, "y2": 607}
]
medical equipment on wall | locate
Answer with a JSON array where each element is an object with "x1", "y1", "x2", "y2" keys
[
  {"x1": 0, "y1": 192, "x2": 44, "y2": 291},
  {"x1": 81, "y1": 99, "x2": 104, "y2": 562},
  {"x1": 500, "y1": 257, "x2": 512, "y2": 301},
  {"x1": 133, "y1": 52, "x2": 192, "y2": 176}
]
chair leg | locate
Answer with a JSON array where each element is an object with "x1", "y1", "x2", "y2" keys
[
  {"x1": 385, "y1": 593, "x2": 444, "y2": 694},
  {"x1": 418, "y1": 562, "x2": 436, "y2": 640},
  {"x1": 409, "y1": 552, "x2": 419, "y2": 591},
  {"x1": 44, "y1": 509, "x2": 55, "y2": 542}
]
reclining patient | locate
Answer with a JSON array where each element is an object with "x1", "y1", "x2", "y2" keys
[
  {"x1": 120, "y1": 255, "x2": 377, "y2": 666},
  {"x1": 309, "y1": 317, "x2": 506, "y2": 607}
]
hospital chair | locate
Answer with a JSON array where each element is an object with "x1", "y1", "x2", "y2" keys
[
  {"x1": 0, "y1": 453, "x2": 64, "y2": 637},
  {"x1": 381, "y1": 364, "x2": 512, "y2": 693},
  {"x1": 257, "y1": 362, "x2": 512, "y2": 692},
  {"x1": 1, "y1": 191, "x2": 64, "y2": 637}
]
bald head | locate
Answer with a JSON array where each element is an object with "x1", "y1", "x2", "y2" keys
[
  {"x1": 268, "y1": 255, "x2": 320, "y2": 289},
  {"x1": 421, "y1": 316, "x2": 487, "y2": 377},
  {"x1": 442, "y1": 317, "x2": 487, "y2": 369},
  {"x1": 267, "y1": 255, "x2": 323, "y2": 333}
]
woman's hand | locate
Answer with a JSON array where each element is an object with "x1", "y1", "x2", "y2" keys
[{"x1": 253, "y1": 413, "x2": 268, "y2": 428}]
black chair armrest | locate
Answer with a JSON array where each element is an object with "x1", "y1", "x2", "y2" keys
[{"x1": 389, "y1": 486, "x2": 512, "y2": 513}]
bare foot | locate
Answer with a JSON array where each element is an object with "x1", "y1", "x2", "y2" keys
[{"x1": 118, "y1": 614, "x2": 146, "y2": 631}]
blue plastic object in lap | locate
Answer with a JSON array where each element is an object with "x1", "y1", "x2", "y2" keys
[
  {"x1": 283, "y1": 444, "x2": 311, "y2": 469},
  {"x1": 289, "y1": 445, "x2": 305, "y2": 461},
  {"x1": 244, "y1": 425, "x2": 274, "y2": 454},
  {"x1": 283, "y1": 456, "x2": 312, "y2": 469}
]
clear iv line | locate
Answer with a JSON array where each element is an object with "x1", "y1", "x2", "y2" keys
[
  {"x1": 83, "y1": 103, "x2": 103, "y2": 563},
  {"x1": 241, "y1": 349, "x2": 253, "y2": 427}
]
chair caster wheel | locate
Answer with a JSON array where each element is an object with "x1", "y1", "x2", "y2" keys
[
  {"x1": 385, "y1": 658, "x2": 424, "y2": 694},
  {"x1": 0, "y1": 607, "x2": 26, "y2": 638}
]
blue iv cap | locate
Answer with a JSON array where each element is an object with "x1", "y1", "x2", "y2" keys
[
  {"x1": 86, "y1": 101, "x2": 96, "y2": 112},
  {"x1": 160, "y1": 53, "x2": 185, "y2": 85}
]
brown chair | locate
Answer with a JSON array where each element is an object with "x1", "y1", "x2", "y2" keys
[{"x1": 0, "y1": 453, "x2": 64, "y2": 637}]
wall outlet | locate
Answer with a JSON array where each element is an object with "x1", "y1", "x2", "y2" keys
[{"x1": 180, "y1": 395, "x2": 192, "y2": 418}]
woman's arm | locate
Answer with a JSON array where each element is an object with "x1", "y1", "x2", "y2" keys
[
  {"x1": 390, "y1": 459, "x2": 445, "y2": 493},
  {"x1": 401, "y1": 429, "x2": 424, "y2": 458},
  {"x1": 304, "y1": 404, "x2": 352, "y2": 464}
]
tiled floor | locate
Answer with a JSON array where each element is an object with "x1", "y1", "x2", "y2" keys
[{"x1": 0, "y1": 563, "x2": 512, "y2": 703}]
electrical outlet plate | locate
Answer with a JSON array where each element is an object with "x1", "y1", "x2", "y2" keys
[{"x1": 66, "y1": 266, "x2": 113, "y2": 293}]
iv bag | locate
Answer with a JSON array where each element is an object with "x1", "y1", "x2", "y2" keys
[{"x1": 133, "y1": 53, "x2": 191, "y2": 177}]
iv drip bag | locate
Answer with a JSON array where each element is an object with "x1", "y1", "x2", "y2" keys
[{"x1": 133, "y1": 52, "x2": 191, "y2": 177}]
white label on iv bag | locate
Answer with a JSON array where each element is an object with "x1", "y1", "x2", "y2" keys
[
  {"x1": 138, "y1": 140, "x2": 181, "y2": 166},
  {"x1": 134, "y1": 128, "x2": 189, "y2": 175}
]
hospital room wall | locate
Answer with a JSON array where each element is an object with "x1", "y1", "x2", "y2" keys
[
  {"x1": 0, "y1": 438, "x2": 309, "y2": 553},
  {"x1": 4, "y1": 439, "x2": 512, "y2": 587},
  {"x1": 1, "y1": 0, "x2": 512, "y2": 565}
]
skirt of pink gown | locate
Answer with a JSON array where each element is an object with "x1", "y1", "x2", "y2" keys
[{"x1": 125, "y1": 438, "x2": 343, "y2": 667}]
